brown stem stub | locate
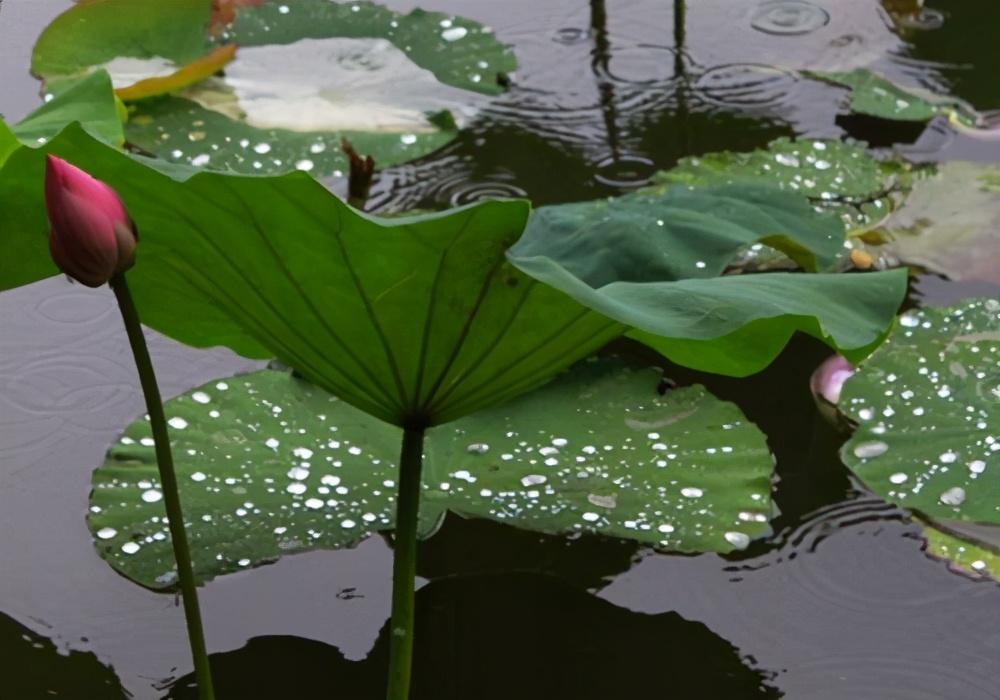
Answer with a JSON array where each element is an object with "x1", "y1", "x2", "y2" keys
[{"x1": 341, "y1": 138, "x2": 375, "y2": 211}]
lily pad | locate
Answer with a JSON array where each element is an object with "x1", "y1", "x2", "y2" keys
[
  {"x1": 869, "y1": 161, "x2": 1000, "y2": 285},
  {"x1": 646, "y1": 137, "x2": 914, "y2": 236},
  {"x1": 89, "y1": 360, "x2": 775, "y2": 588},
  {"x1": 32, "y1": 0, "x2": 212, "y2": 82},
  {"x1": 425, "y1": 359, "x2": 774, "y2": 554},
  {"x1": 806, "y1": 68, "x2": 979, "y2": 127},
  {"x1": 89, "y1": 370, "x2": 434, "y2": 588},
  {"x1": 840, "y1": 299, "x2": 1000, "y2": 565},
  {"x1": 33, "y1": 0, "x2": 516, "y2": 176}
]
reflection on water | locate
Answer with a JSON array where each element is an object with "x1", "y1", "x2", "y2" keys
[
  {"x1": 167, "y1": 573, "x2": 781, "y2": 699},
  {"x1": 0, "y1": 612, "x2": 126, "y2": 699}
]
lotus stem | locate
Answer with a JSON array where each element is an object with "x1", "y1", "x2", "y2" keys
[
  {"x1": 385, "y1": 426, "x2": 426, "y2": 700},
  {"x1": 110, "y1": 273, "x2": 216, "y2": 700}
]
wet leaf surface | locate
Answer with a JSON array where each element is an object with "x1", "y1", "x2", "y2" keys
[
  {"x1": 647, "y1": 137, "x2": 914, "y2": 235},
  {"x1": 841, "y1": 299, "x2": 1000, "y2": 570},
  {"x1": 89, "y1": 361, "x2": 774, "y2": 588}
]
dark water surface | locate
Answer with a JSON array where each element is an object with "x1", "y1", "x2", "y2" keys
[{"x1": 1, "y1": 1, "x2": 999, "y2": 698}]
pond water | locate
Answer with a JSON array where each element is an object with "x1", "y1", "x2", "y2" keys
[{"x1": 1, "y1": 0, "x2": 999, "y2": 698}]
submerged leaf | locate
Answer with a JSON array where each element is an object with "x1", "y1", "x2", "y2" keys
[
  {"x1": 866, "y1": 161, "x2": 1000, "y2": 284},
  {"x1": 840, "y1": 299, "x2": 1000, "y2": 569},
  {"x1": 89, "y1": 361, "x2": 775, "y2": 588}
]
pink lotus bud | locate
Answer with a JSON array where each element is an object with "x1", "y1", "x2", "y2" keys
[
  {"x1": 44, "y1": 155, "x2": 137, "y2": 287},
  {"x1": 810, "y1": 354, "x2": 855, "y2": 406}
]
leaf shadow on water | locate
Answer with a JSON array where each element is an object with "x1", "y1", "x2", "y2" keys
[
  {"x1": 415, "y1": 514, "x2": 641, "y2": 591},
  {"x1": 166, "y1": 572, "x2": 782, "y2": 699},
  {"x1": 0, "y1": 611, "x2": 127, "y2": 700}
]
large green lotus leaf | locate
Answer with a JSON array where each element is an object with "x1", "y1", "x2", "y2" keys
[
  {"x1": 647, "y1": 138, "x2": 914, "y2": 235},
  {"x1": 516, "y1": 184, "x2": 844, "y2": 279},
  {"x1": 425, "y1": 359, "x2": 773, "y2": 554},
  {"x1": 89, "y1": 361, "x2": 775, "y2": 588},
  {"x1": 11, "y1": 71, "x2": 124, "y2": 148},
  {"x1": 0, "y1": 124, "x2": 619, "y2": 426},
  {"x1": 868, "y1": 162, "x2": 1000, "y2": 284},
  {"x1": 509, "y1": 218, "x2": 908, "y2": 376},
  {"x1": 32, "y1": 0, "x2": 212, "y2": 79},
  {"x1": 841, "y1": 299, "x2": 1000, "y2": 561},
  {"x1": 806, "y1": 69, "x2": 978, "y2": 127}
]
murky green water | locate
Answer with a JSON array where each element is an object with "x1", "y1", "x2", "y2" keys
[{"x1": 1, "y1": 1, "x2": 999, "y2": 698}]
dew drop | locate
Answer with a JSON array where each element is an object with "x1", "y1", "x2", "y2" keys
[
  {"x1": 121, "y1": 542, "x2": 141, "y2": 555},
  {"x1": 142, "y1": 489, "x2": 163, "y2": 503},
  {"x1": 724, "y1": 531, "x2": 750, "y2": 549},
  {"x1": 441, "y1": 26, "x2": 468, "y2": 41},
  {"x1": 681, "y1": 487, "x2": 704, "y2": 498},
  {"x1": 96, "y1": 527, "x2": 117, "y2": 540},
  {"x1": 191, "y1": 471, "x2": 207, "y2": 482},
  {"x1": 940, "y1": 486, "x2": 966, "y2": 507},
  {"x1": 889, "y1": 472, "x2": 908, "y2": 484},
  {"x1": 168, "y1": 417, "x2": 188, "y2": 430},
  {"x1": 853, "y1": 441, "x2": 889, "y2": 459}
]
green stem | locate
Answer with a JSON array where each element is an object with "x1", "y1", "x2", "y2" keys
[
  {"x1": 110, "y1": 273, "x2": 216, "y2": 700},
  {"x1": 385, "y1": 426, "x2": 425, "y2": 700}
]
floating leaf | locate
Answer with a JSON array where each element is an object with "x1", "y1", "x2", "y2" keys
[
  {"x1": 89, "y1": 370, "x2": 437, "y2": 588},
  {"x1": 11, "y1": 71, "x2": 124, "y2": 147},
  {"x1": 32, "y1": 0, "x2": 213, "y2": 82},
  {"x1": 840, "y1": 299, "x2": 1000, "y2": 567},
  {"x1": 920, "y1": 518, "x2": 1000, "y2": 582},
  {"x1": 425, "y1": 360, "x2": 774, "y2": 553},
  {"x1": 89, "y1": 361, "x2": 775, "y2": 588},
  {"x1": 647, "y1": 137, "x2": 914, "y2": 235},
  {"x1": 114, "y1": 44, "x2": 237, "y2": 101},
  {"x1": 32, "y1": 0, "x2": 516, "y2": 176},
  {"x1": 806, "y1": 68, "x2": 979, "y2": 127},
  {"x1": 866, "y1": 162, "x2": 1000, "y2": 285},
  {"x1": 220, "y1": 0, "x2": 514, "y2": 96}
]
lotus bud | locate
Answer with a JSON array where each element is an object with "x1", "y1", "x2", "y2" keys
[
  {"x1": 810, "y1": 354, "x2": 855, "y2": 406},
  {"x1": 44, "y1": 155, "x2": 137, "y2": 287}
]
